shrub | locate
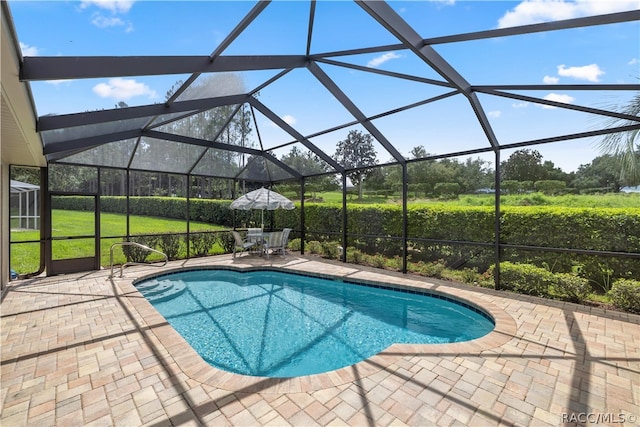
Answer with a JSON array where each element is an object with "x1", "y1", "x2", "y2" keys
[
  {"x1": 122, "y1": 236, "x2": 158, "y2": 263},
  {"x1": 422, "y1": 260, "x2": 446, "y2": 278},
  {"x1": 553, "y1": 273, "x2": 591, "y2": 303},
  {"x1": 367, "y1": 254, "x2": 387, "y2": 269},
  {"x1": 407, "y1": 260, "x2": 424, "y2": 275},
  {"x1": 574, "y1": 261, "x2": 616, "y2": 293},
  {"x1": 407, "y1": 260, "x2": 446, "y2": 278},
  {"x1": 306, "y1": 241, "x2": 323, "y2": 255},
  {"x1": 385, "y1": 256, "x2": 403, "y2": 271},
  {"x1": 608, "y1": 279, "x2": 640, "y2": 313},
  {"x1": 218, "y1": 232, "x2": 235, "y2": 254},
  {"x1": 434, "y1": 182, "x2": 461, "y2": 197},
  {"x1": 457, "y1": 268, "x2": 484, "y2": 285},
  {"x1": 190, "y1": 232, "x2": 217, "y2": 257},
  {"x1": 494, "y1": 262, "x2": 553, "y2": 297},
  {"x1": 321, "y1": 241, "x2": 340, "y2": 259},
  {"x1": 346, "y1": 247, "x2": 364, "y2": 264},
  {"x1": 157, "y1": 234, "x2": 183, "y2": 260},
  {"x1": 288, "y1": 238, "x2": 301, "y2": 252},
  {"x1": 534, "y1": 180, "x2": 566, "y2": 195}
]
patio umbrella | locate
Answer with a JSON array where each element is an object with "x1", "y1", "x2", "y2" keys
[{"x1": 230, "y1": 187, "x2": 295, "y2": 228}]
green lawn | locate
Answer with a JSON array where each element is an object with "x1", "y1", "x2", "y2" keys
[
  {"x1": 10, "y1": 210, "x2": 226, "y2": 275},
  {"x1": 309, "y1": 191, "x2": 640, "y2": 208}
]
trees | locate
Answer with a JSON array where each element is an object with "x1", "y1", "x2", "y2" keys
[
  {"x1": 598, "y1": 91, "x2": 640, "y2": 185},
  {"x1": 334, "y1": 130, "x2": 378, "y2": 199},
  {"x1": 534, "y1": 180, "x2": 566, "y2": 195},
  {"x1": 572, "y1": 155, "x2": 628, "y2": 192},
  {"x1": 406, "y1": 147, "x2": 493, "y2": 196},
  {"x1": 281, "y1": 146, "x2": 330, "y2": 176},
  {"x1": 280, "y1": 146, "x2": 338, "y2": 198},
  {"x1": 457, "y1": 157, "x2": 494, "y2": 192},
  {"x1": 500, "y1": 149, "x2": 546, "y2": 182},
  {"x1": 10, "y1": 166, "x2": 40, "y2": 185}
]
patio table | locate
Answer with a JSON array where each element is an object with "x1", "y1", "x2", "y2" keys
[{"x1": 246, "y1": 229, "x2": 264, "y2": 254}]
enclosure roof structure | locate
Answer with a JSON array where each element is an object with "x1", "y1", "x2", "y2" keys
[
  {"x1": 10, "y1": 180, "x2": 39, "y2": 193},
  {"x1": 6, "y1": 1, "x2": 640, "y2": 182}
]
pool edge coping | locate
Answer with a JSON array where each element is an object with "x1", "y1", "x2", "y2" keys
[{"x1": 117, "y1": 263, "x2": 518, "y2": 394}]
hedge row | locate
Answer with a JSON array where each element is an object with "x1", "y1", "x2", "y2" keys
[
  {"x1": 52, "y1": 196, "x2": 288, "y2": 229},
  {"x1": 53, "y1": 197, "x2": 640, "y2": 285},
  {"x1": 492, "y1": 262, "x2": 640, "y2": 313}
]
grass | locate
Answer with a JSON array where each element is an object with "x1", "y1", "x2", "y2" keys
[
  {"x1": 10, "y1": 210, "x2": 226, "y2": 274},
  {"x1": 308, "y1": 191, "x2": 640, "y2": 208}
]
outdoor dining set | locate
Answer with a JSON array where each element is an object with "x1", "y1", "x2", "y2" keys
[
  {"x1": 231, "y1": 228, "x2": 292, "y2": 259},
  {"x1": 229, "y1": 187, "x2": 295, "y2": 259}
]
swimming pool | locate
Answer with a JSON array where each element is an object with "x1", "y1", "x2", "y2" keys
[{"x1": 135, "y1": 268, "x2": 494, "y2": 378}]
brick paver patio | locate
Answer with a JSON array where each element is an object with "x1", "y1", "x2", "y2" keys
[{"x1": 2, "y1": 254, "x2": 638, "y2": 426}]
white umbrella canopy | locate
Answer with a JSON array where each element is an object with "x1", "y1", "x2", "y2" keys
[{"x1": 230, "y1": 187, "x2": 294, "y2": 228}]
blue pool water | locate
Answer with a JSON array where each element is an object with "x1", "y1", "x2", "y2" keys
[{"x1": 136, "y1": 269, "x2": 494, "y2": 378}]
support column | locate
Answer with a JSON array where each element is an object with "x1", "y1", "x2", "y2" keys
[
  {"x1": 300, "y1": 178, "x2": 305, "y2": 255},
  {"x1": 341, "y1": 173, "x2": 347, "y2": 263},
  {"x1": 402, "y1": 163, "x2": 408, "y2": 273},
  {"x1": 1, "y1": 161, "x2": 9, "y2": 291},
  {"x1": 494, "y1": 150, "x2": 502, "y2": 290}
]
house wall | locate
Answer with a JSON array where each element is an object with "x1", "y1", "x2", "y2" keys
[{"x1": 2, "y1": 3, "x2": 46, "y2": 289}]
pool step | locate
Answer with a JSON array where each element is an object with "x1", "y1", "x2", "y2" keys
[
  {"x1": 135, "y1": 279, "x2": 161, "y2": 292},
  {"x1": 136, "y1": 279, "x2": 186, "y2": 303}
]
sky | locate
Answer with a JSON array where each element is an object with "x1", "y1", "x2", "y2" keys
[{"x1": 8, "y1": 0, "x2": 640, "y2": 173}]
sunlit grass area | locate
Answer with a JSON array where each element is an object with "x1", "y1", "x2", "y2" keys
[
  {"x1": 10, "y1": 210, "x2": 226, "y2": 275},
  {"x1": 310, "y1": 191, "x2": 640, "y2": 208}
]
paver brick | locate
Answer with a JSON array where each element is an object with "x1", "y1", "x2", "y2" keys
[{"x1": 1, "y1": 255, "x2": 638, "y2": 427}]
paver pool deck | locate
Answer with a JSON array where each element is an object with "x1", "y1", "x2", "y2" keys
[{"x1": 1, "y1": 254, "x2": 639, "y2": 426}]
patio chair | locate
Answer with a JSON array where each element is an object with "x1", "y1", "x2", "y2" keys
[
  {"x1": 247, "y1": 228, "x2": 263, "y2": 237},
  {"x1": 231, "y1": 231, "x2": 256, "y2": 258},
  {"x1": 264, "y1": 228, "x2": 292, "y2": 258}
]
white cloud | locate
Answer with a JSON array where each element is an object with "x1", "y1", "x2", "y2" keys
[
  {"x1": 80, "y1": 0, "x2": 134, "y2": 14},
  {"x1": 80, "y1": 1, "x2": 134, "y2": 29},
  {"x1": 512, "y1": 102, "x2": 529, "y2": 108},
  {"x1": 497, "y1": 0, "x2": 640, "y2": 28},
  {"x1": 282, "y1": 115, "x2": 297, "y2": 126},
  {"x1": 19, "y1": 42, "x2": 39, "y2": 56},
  {"x1": 629, "y1": 58, "x2": 639, "y2": 65},
  {"x1": 93, "y1": 78, "x2": 157, "y2": 100},
  {"x1": 541, "y1": 93, "x2": 575, "y2": 108},
  {"x1": 91, "y1": 14, "x2": 125, "y2": 28},
  {"x1": 487, "y1": 110, "x2": 502, "y2": 119},
  {"x1": 557, "y1": 64, "x2": 604, "y2": 82},
  {"x1": 367, "y1": 52, "x2": 402, "y2": 68},
  {"x1": 543, "y1": 75, "x2": 559, "y2": 84}
]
